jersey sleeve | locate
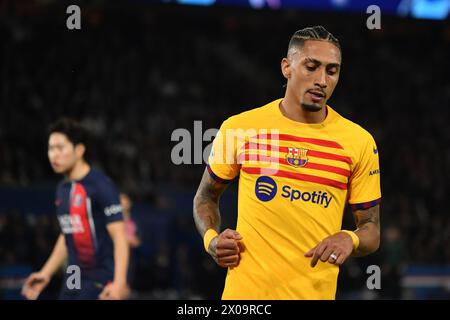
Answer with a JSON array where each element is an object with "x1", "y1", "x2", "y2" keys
[
  {"x1": 97, "y1": 179, "x2": 124, "y2": 224},
  {"x1": 347, "y1": 133, "x2": 381, "y2": 209},
  {"x1": 207, "y1": 118, "x2": 240, "y2": 183}
]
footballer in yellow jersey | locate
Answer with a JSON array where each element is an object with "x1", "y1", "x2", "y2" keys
[{"x1": 194, "y1": 26, "x2": 381, "y2": 300}]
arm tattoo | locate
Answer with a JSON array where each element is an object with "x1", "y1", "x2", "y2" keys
[
  {"x1": 353, "y1": 205, "x2": 380, "y2": 230},
  {"x1": 193, "y1": 168, "x2": 229, "y2": 236}
]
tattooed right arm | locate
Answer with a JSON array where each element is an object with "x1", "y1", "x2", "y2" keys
[
  {"x1": 193, "y1": 168, "x2": 229, "y2": 237},
  {"x1": 194, "y1": 167, "x2": 243, "y2": 268}
]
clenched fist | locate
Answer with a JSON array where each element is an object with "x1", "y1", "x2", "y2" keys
[{"x1": 208, "y1": 229, "x2": 243, "y2": 268}]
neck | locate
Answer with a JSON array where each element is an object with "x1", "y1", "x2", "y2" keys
[
  {"x1": 281, "y1": 93, "x2": 327, "y2": 124},
  {"x1": 65, "y1": 160, "x2": 90, "y2": 181}
]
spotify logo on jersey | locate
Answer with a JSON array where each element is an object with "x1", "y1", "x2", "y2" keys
[{"x1": 255, "y1": 176, "x2": 277, "y2": 202}]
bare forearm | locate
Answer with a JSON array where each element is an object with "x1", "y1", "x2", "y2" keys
[
  {"x1": 351, "y1": 205, "x2": 380, "y2": 257},
  {"x1": 353, "y1": 223, "x2": 380, "y2": 257},
  {"x1": 113, "y1": 235, "x2": 129, "y2": 285},
  {"x1": 41, "y1": 234, "x2": 67, "y2": 277},
  {"x1": 193, "y1": 170, "x2": 228, "y2": 237},
  {"x1": 107, "y1": 222, "x2": 129, "y2": 285},
  {"x1": 193, "y1": 193, "x2": 221, "y2": 236}
]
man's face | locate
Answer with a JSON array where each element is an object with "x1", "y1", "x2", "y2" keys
[
  {"x1": 282, "y1": 40, "x2": 341, "y2": 112},
  {"x1": 48, "y1": 133, "x2": 79, "y2": 174}
]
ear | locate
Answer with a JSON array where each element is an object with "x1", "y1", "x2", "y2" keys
[
  {"x1": 75, "y1": 143, "x2": 86, "y2": 159},
  {"x1": 281, "y1": 57, "x2": 291, "y2": 80}
]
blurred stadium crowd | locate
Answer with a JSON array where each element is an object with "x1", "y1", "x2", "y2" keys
[{"x1": 1, "y1": 1, "x2": 450, "y2": 299}]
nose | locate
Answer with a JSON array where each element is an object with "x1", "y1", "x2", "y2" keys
[{"x1": 314, "y1": 68, "x2": 327, "y2": 89}]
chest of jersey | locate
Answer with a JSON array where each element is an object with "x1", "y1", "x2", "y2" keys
[{"x1": 55, "y1": 182, "x2": 95, "y2": 235}]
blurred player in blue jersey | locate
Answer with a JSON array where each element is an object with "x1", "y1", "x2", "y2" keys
[{"x1": 21, "y1": 118, "x2": 130, "y2": 300}]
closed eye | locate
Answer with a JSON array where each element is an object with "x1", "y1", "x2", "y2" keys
[
  {"x1": 327, "y1": 69, "x2": 337, "y2": 75},
  {"x1": 326, "y1": 65, "x2": 339, "y2": 76}
]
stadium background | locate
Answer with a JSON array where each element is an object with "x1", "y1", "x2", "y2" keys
[{"x1": 1, "y1": 0, "x2": 449, "y2": 299}]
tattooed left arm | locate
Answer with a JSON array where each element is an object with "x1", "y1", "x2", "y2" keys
[{"x1": 352, "y1": 204, "x2": 380, "y2": 257}]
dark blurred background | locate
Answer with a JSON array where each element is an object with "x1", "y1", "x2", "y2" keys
[{"x1": 1, "y1": 0, "x2": 450, "y2": 299}]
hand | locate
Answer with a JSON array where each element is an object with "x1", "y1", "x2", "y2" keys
[
  {"x1": 98, "y1": 281, "x2": 130, "y2": 300},
  {"x1": 304, "y1": 232, "x2": 354, "y2": 267},
  {"x1": 209, "y1": 228, "x2": 243, "y2": 268},
  {"x1": 21, "y1": 272, "x2": 51, "y2": 300}
]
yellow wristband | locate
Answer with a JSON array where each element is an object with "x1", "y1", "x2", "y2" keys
[
  {"x1": 203, "y1": 229, "x2": 219, "y2": 253},
  {"x1": 341, "y1": 230, "x2": 360, "y2": 251}
]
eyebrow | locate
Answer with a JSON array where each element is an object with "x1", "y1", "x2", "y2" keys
[{"x1": 304, "y1": 57, "x2": 340, "y2": 69}]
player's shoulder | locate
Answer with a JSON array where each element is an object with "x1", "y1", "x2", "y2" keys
[
  {"x1": 221, "y1": 99, "x2": 279, "y2": 129},
  {"x1": 87, "y1": 168, "x2": 118, "y2": 190},
  {"x1": 331, "y1": 107, "x2": 376, "y2": 144}
]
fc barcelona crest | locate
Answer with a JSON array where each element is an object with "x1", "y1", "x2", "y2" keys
[{"x1": 286, "y1": 147, "x2": 308, "y2": 167}]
